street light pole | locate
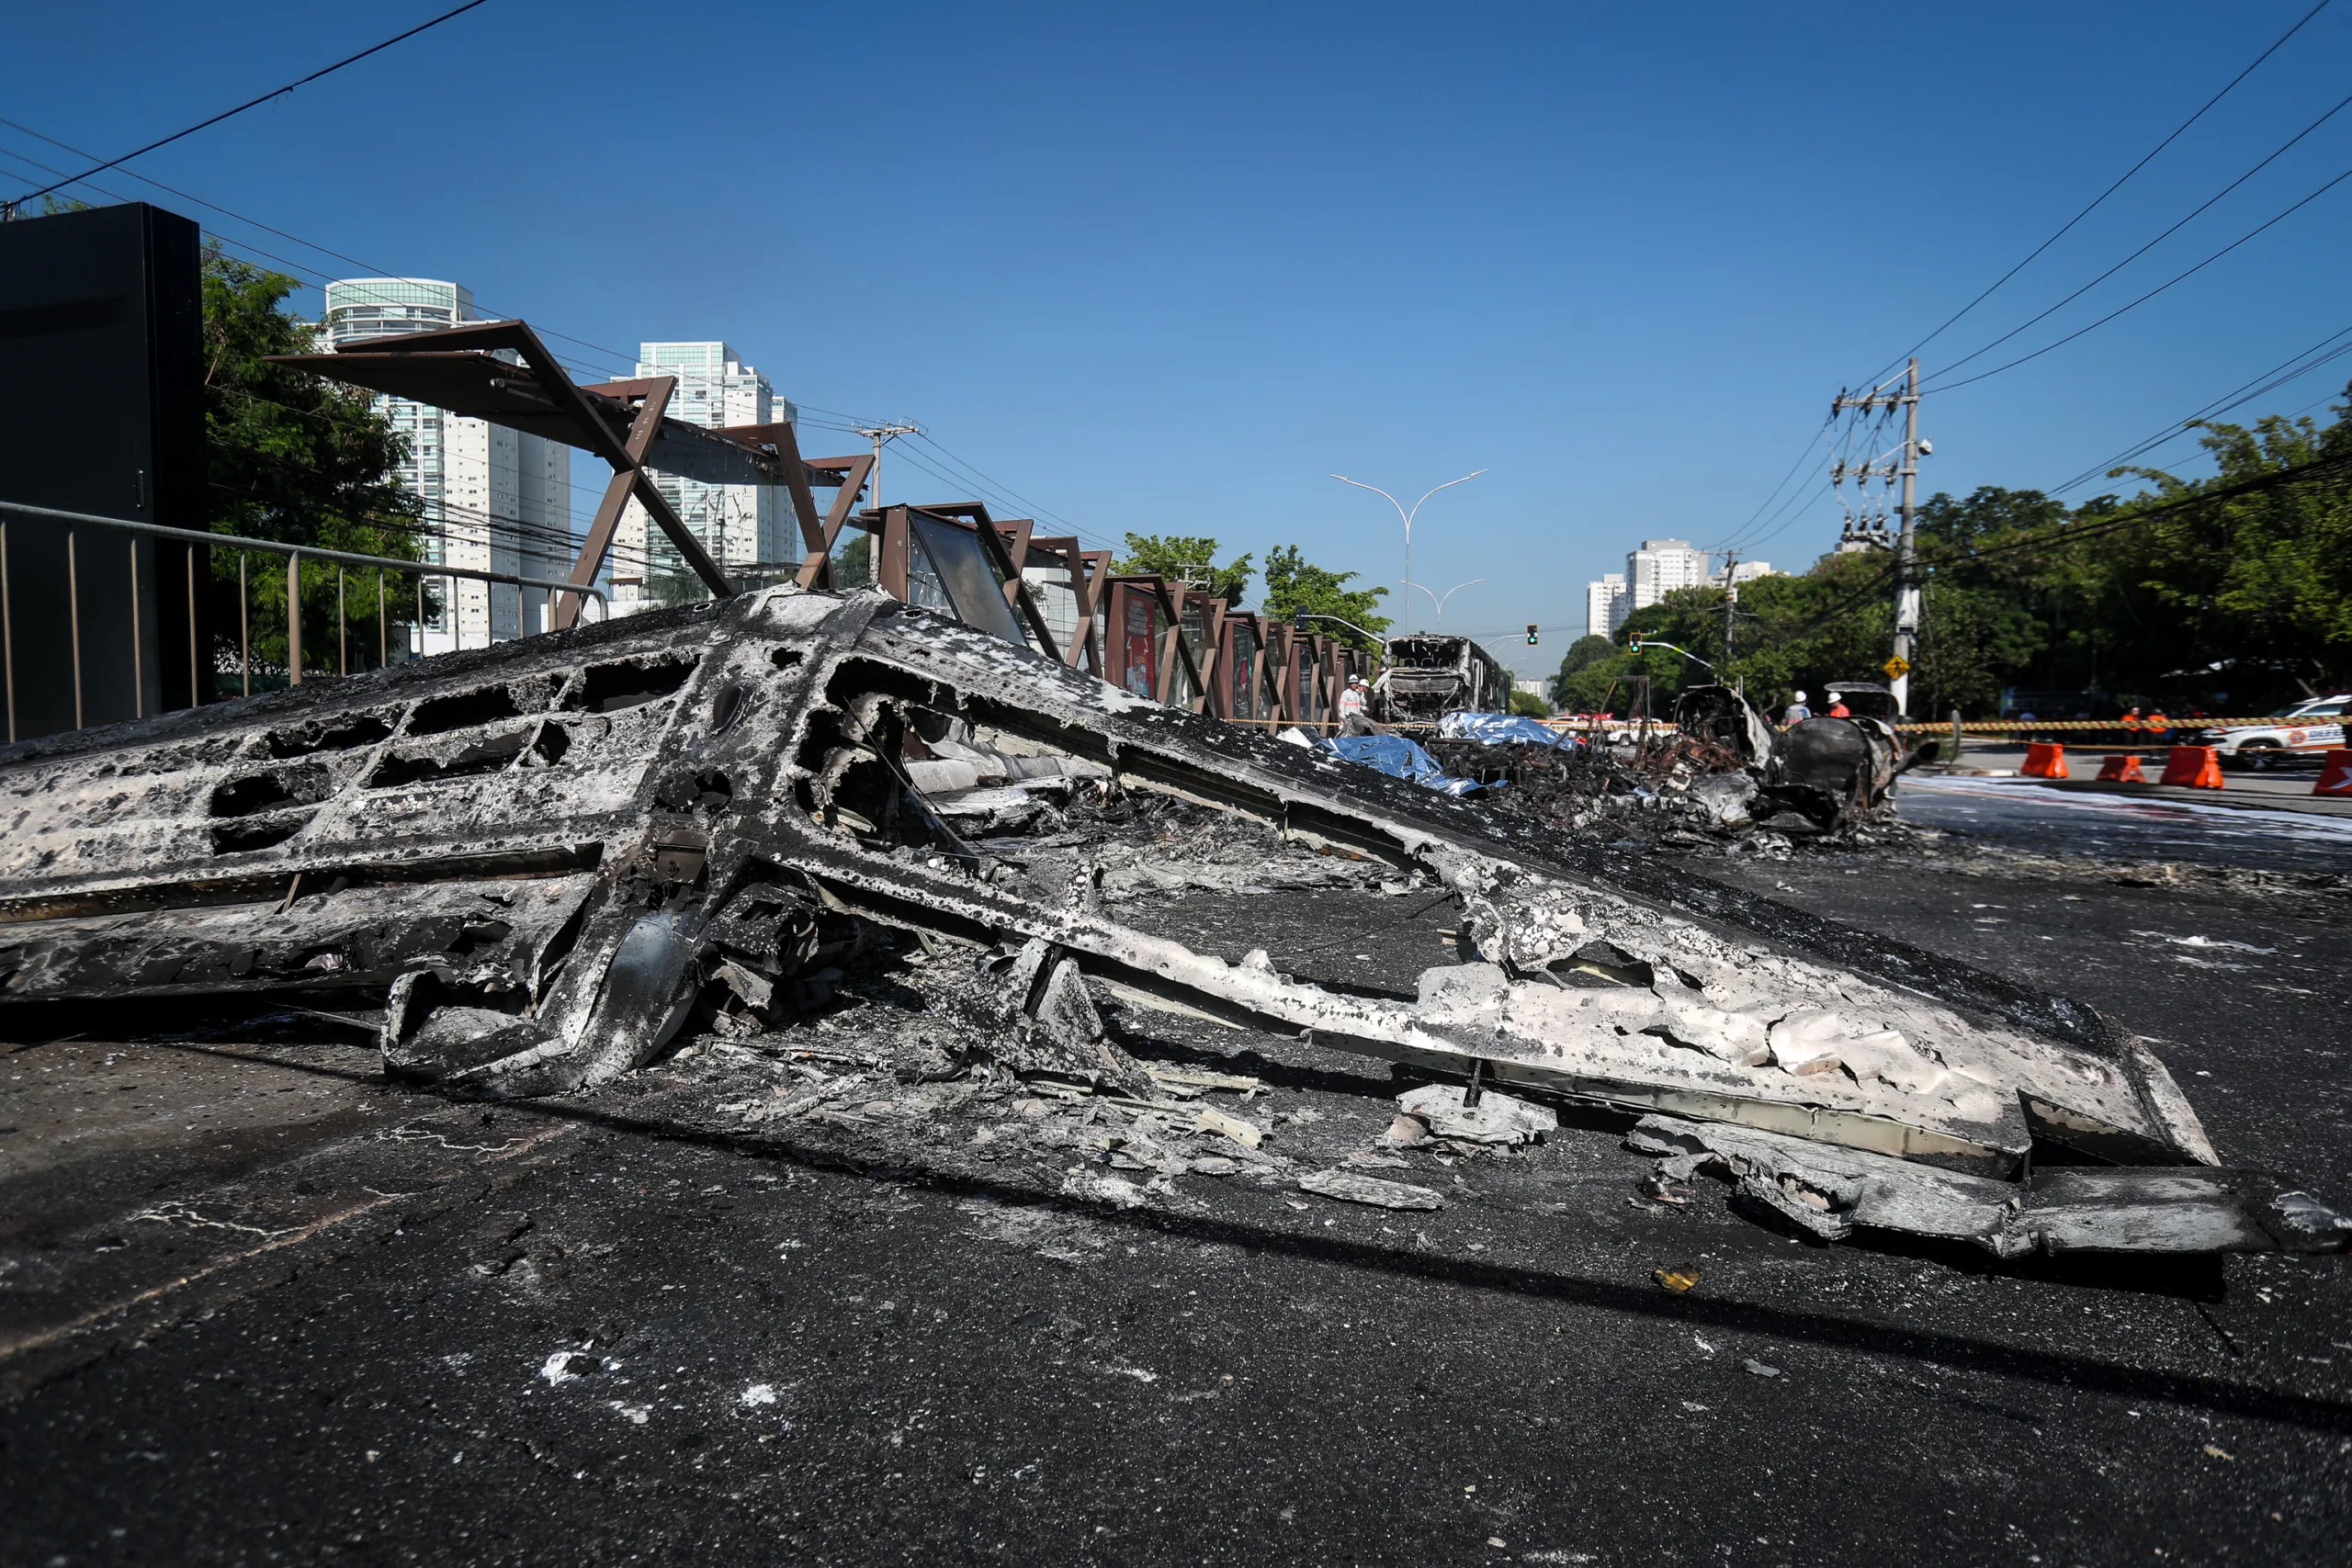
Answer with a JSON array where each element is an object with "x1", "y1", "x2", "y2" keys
[
  {"x1": 1396, "y1": 576, "x2": 1483, "y2": 630},
  {"x1": 1330, "y1": 470, "x2": 1486, "y2": 634},
  {"x1": 1298, "y1": 612, "x2": 1387, "y2": 645}
]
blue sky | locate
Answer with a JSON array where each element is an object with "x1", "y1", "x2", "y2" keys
[{"x1": 7, "y1": 1, "x2": 2351, "y2": 675}]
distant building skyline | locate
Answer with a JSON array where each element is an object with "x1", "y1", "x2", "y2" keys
[
  {"x1": 1586, "y1": 571, "x2": 1627, "y2": 638},
  {"x1": 612, "y1": 341, "x2": 795, "y2": 615},
  {"x1": 1626, "y1": 537, "x2": 1712, "y2": 610},
  {"x1": 1583, "y1": 540, "x2": 1778, "y2": 642},
  {"x1": 321, "y1": 277, "x2": 571, "y2": 652}
]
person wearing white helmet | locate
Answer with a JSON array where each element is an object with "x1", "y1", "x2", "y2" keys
[
  {"x1": 1781, "y1": 690, "x2": 1812, "y2": 728},
  {"x1": 1338, "y1": 672, "x2": 1373, "y2": 733}
]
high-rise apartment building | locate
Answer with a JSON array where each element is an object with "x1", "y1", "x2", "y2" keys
[
  {"x1": 1585, "y1": 545, "x2": 1780, "y2": 643},
  {"x1": 321, "y1": 279, "x2": 571, "y2": 652},
  {"x1": 611, "y1": 342, "x2": 796, "y2": 614},
  {"x1": 1586, "y1": 572, "x2": 1628, "y2": 638},
  {"x1": 1626, "y1": 538, "x2": 1713, "y2": 610}
]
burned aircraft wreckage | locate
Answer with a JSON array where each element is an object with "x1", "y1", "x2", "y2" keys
[
  {"x1": 2, "y1": 586, "x2": 2346, "y2": 1264},
  {"x1": 1669, "y1": 680, "x2": 1931, "y2": 834},
  {"x1": 1435, "y1": 680, "x2": 1932, "y2": 845}
]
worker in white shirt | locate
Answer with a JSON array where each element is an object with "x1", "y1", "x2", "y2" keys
[{"x1": 1338, "y1": 673, "x2": 1372, "y2": 733}]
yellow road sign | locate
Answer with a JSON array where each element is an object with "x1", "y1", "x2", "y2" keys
[{"x1": 1882, "y1": 655, "x2": 1911, "y2": 680}]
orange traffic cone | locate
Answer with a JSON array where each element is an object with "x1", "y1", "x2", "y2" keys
[
  {"x1": 2096, "y1": 753, "x2": 2145, "y2": 783},
  {"x1": 2317, "y1": 749, "x2": 2352, "y2": 796},
  {"x1": 2022, "y1": 741, "x2": 2067, "y2": 779},
  {"x1": 2160, "y1": 746, "x2": 2225, "y2": 789}
]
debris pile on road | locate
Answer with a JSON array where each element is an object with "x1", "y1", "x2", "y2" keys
[
  {"x1": 1424, "y1": 730, "x2": 1794, "y2": 851},
  {"x1": 1425, "y1": 682, "x2": 1940, "y2": 850},
  {"x1": 1, "y1": 584, "x2": 2339, "y2": 1269}
]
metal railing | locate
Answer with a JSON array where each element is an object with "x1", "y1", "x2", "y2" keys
[{"x1": 0, "y1": 499, "x2": 606, "y2": 742}]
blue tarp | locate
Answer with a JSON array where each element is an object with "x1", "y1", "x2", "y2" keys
[
  {"x1": 1317, "y1": 734, "x2": 1485, "y2": 795},
  {"x1": 1437, "y1": 711, "x2": 1578, "y2": 749}
]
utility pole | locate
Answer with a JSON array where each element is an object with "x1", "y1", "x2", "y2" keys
[
  {"x1": 1719, "y1": 548, "x2": 1739, "y2": 668},
  {"x1": 1830, "y1": 357, "x2": 1924, "y2": 716},
  {"x1": 853, "y1": 422, "x2": 923, "y2": 514},
  {"x1": 1894, "y1": 357, "x2": 1920, "y2": 716}
]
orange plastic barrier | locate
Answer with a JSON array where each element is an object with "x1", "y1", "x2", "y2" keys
[
  {"x1": 2159, "y1": 746, "x2": 2225, "y2": 789},
  {"x1": 2317, "y1": 749, "x2": 2352, "y2": 796},
  {"x1": 2095, "y1": 753, "x2": 2145, "y2": 783},
  {"x1": 2021, "y1": 742, "x2": 2068, "y2": 779}
]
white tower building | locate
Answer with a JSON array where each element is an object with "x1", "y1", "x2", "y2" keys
[
  {"x1": 1626, "y1": 538, "x2": 1713, "y2": 611},
  {"x1": 611, "y1": 342, "x2": 795, "y2": 614},
  {"x1": 1586, "y1": 572, "x2": 1628, "y2": 638},
  {"x1": 321, "y1": 279, "x2": 572, "y2": 652}
]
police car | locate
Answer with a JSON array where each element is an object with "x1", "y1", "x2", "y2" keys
[{"x1": 2192, "y1": 694, "x2": 2351, "y2": 770}]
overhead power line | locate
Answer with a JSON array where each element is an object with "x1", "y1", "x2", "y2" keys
[
  {"x1": 1, "y1": 112, "x2": 1107, "y2": 555},
  {"x1": 2047, "y1": 320, "x2": 2352, "y2": 494},
  {"x1": 4, "y1": 1, "x2": 494, "y2": 215},
  {"x1": 1928, "y1": 85, "x2": 2352, "y2": 386},
  {"x1": 1707, "y1": 416, "x2": 1831, "y2": 554},
  {"x1": 1863, "y1": 0, "x2": 2333, "y2": 385},
  {"x1": 0, "y1": 130, "x2": 631, "y2": 381},
  {"x1": 1924, "y1": 159, "x2": 2352, "y2": 394},
  {"x1": 1761, "y1": 445, "x2": 2352, "y2": 650}
]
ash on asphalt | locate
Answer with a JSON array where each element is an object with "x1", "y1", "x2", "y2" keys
[
  {"x1": 4, "y1": 803, "x2": 2350, "y2": 1563},
  {"x1": 1900, "y1": 773, "x2": 2352, "y2": 876}
]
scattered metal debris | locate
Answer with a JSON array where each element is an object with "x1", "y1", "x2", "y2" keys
[
  {"x1": 1430, "y1": 682, "x2": 1942, "y2": 845},
  {"x1": 1298, "y1": 1168, "x2": 1446, "y2": 1210},
  {"x1": 1393, "y1": 1082, "x2": 1555, "y2": 1146},
  {"x1": 1628, "y1": 1113, "x2": 2352, "y2": 1257},
  {"x1": 0, "y1": 584, "x2": 2342, "y2": 1265}
]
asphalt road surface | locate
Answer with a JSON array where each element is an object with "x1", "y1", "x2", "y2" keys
[
  {"x1": 1899, "y1": 773, "x2": 2352, "y2": 875},
  {"x1": 3, "y1": 848, "x2": 2347, "y2": 1565}
]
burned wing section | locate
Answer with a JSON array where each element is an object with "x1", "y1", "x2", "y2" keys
[
  {"x1": 0, "y1": 586, "x2": 2342, "y2": 1264},
  {"x1": 0, "y1": 603, "x2": 753, "y2": 1090}
]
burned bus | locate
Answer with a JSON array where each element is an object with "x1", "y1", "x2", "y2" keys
[{"x1": 1369, "y1": 634, "x2": 1510, "y2": 724}]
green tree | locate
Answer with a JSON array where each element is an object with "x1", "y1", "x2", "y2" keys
[
  {"x1": 1548, "y1": 633, "x2": 1616, "y2": 701},
  {"x1": 1551, "y1": 628, "x2": 1697, "y2": 715},
  {"x1": 832, "y1": 531, "x2": 874, "y2": 588},
  {"x1": 649, "y1": 568, "x2": 711, "y2": 608},
  {"x1": 1114, "y1": 534, "x2": 1253, "y2": 604},
  {"x1": 1903, "y1": 487, "x2": 2059, "y2": 713},
  {"x1": 204, "y1": 244, "x2": 422, "y2": 678},
  {"x1": 1259, "y1": 545, "x2": 1391, "y2": 650},
  {"x1": 1508, "y1": 688, "x2": 1551, "y2": 718},
  {"x1": 2041, "y1": 406, "x2": 2352, "y2": 705}
]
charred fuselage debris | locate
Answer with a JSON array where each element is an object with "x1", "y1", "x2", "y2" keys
[
  {"x1": 1433, "y1": 682, "x2": 1940, "y2": 848},
  {"x1": 0, "y1": 587, "x2": 2341, "y2": 1261}
]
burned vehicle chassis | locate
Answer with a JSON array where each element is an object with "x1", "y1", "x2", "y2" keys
[{"x1": 2, "y1": 589, "x2": 2343, "y2": 1263}]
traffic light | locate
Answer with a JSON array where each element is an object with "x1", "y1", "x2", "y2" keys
[
  {"x1": 1525, "y1": 623, "x2": 1539, "y2": 646},
  {"x1": 1629, "y1": 636, "x2": 1644, "y2": 651}
]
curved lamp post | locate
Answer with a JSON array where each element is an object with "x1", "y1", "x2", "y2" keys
[
  {"x1": 1329, "y1": 470, "x2": 1486, "y2": 634},
  {"x1": 1396, "y1": 576, "x2": 1484, "y2": 632}
]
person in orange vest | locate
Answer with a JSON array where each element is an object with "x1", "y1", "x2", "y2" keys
[
  {"x1": 2143, "y1": 706, "x2": 2170, "y2": 742},
  {"x1": 1826, "y1": 695, "x2": 1851, "y2": 717}
]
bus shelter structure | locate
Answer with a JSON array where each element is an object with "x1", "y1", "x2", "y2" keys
[{"x1": 281, "y1": 321, "x2": 1372, "y2": 728}]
